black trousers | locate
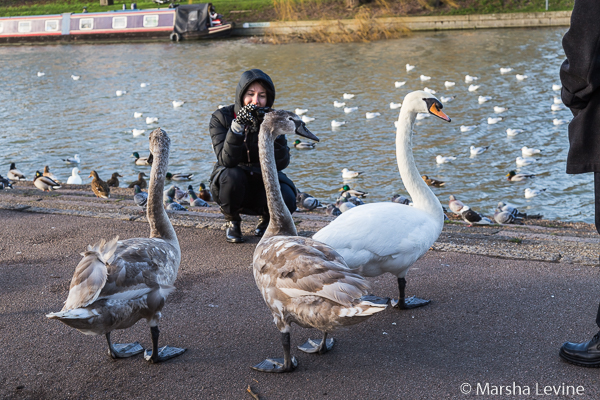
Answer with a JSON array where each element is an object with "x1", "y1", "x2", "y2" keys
[
  {"x1": 595, "y1": 173, "x2": 600, "y2": 328},
  {"x1": 213, "y1": 166, "x2": 296, "y2": 221}
]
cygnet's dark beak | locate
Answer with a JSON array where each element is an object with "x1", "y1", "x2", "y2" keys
[{"x1": 293, "y1": 120, "x2": 319, "y2": 142}]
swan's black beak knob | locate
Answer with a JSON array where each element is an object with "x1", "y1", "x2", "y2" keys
[{"x1": 293, "y1": 120, "x2": 319, "y2": 142}]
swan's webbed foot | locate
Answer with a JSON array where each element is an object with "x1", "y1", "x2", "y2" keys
[
  {"x1": 144, "y1": 326, "x2": 186, "y2": 363},
  {"x1": 251, "y1": 357, "x2": 298, "y2": 372},
  {"x1": 144, "y1": 346, "x2": 186, "y2": 363},
  {"x1": 252, "y1": 332, "x2": 297, "y2": 373},
  {"x1": 106, "y1": 333, "x2": 144, "y2": 359},
  {"x1": 391, "y1": 296, "x2": 431, "y2": 309},
  {"x1": 298, "y1": 335, "x2": 334, "y2": 354},
  {"x1": 392, "y1": 277, "x2": 431, "y2": 309}
]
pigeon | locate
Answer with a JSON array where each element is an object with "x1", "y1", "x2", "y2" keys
[
  {"x1": 494, "y1": 210, "x2": 521, "y2": 224},
  {"x1": 448, "y1": 195, "x2": 465, "y2": 215},
  {"x1": 296, "y1": 192, "x2": 321, "y2": 211},
  {"x1": 336, "y1": 197, "x2": 356, "y2": 213},
  {"x1": 0, "y1": 174, "x2": 13, "y2": 189},
  {"x1": 339, "y1": 191, "x2": 364, "y2": 206},
  {"x1": 326, "y1": 203, "x2": 342, "y2": 216},
  {"x1": 165, "y1": 198, "x2": 187, "y2": 211},
  {"x1": 391, "y1": 194, "x2": 411, "y2": 205},
  {"x1": 133, "y1": 185, "x2": 148, "y2": 209},
  {"x1": 459, "y1": 206, "x2": 492, "y2": 227},
  {"x1": 188, "y1": 185, "x2": 209, "y2": 207}
]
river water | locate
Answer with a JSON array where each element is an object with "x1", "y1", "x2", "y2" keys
[{"x1": 1, "y1": 27, "x2": 590, "y2": 222}]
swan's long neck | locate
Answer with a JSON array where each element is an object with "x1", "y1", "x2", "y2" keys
[
  {"x1": 258, "y1": 128, "x2": 297, "y2": 239},
  {"x1": 147, "y1": 142, "x2": 178, "y2": 244},
  {"x1": 396, "y1": 108, "x2": 444, "y2": 224}
]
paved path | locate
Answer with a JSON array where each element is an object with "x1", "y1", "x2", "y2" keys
[{"x1": 2, "y1": 209, "x2": 600, "y2": 399}]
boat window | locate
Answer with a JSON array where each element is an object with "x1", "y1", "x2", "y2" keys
[
  {"x1": 0, "y1": 22, "x2": 3, "y2": 33},
  {"x1": 45, "y1": 20, "x2": 59, "y2": 32},
  {"x1": 143, "y1": 15, "x2": 159, "y2": 27},
  {"x1": 112, "y1": 16, "x2": 127, "y2": 29},
  {"x1": 18, "y1": 21, "x2": 32, "y2": 33},
  {"x1": 79, "y1": 18, "x2": 93, "y2": 30},
  {"x1": 189, "y1": 10, "x2": 198, "y2": 21}
]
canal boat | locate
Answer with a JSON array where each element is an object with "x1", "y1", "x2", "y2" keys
[{"x1": 0, "y1": 3, "x2": 233, "y2": 44}]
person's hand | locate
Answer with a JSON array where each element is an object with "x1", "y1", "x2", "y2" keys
[{"x1": 234, "y1": 103, "x2": 257, "y2": 126}]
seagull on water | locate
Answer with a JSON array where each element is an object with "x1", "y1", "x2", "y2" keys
[
  {"x1": 342, "y1": 168, "x2": 362, "y2": 179},
  {"x1": 343, "y1": 93, "x2": 355, "y2": 99},
  {"x1": 294, "y1": 108, "x2": 308, "y2": 115},
  {"x1": 468, "y1": 85, "x2": 480, "y2": 92}
]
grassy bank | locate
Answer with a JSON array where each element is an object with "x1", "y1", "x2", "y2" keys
[{"x1": 0, "y1": 0, "x2": 575, "y2": 21}]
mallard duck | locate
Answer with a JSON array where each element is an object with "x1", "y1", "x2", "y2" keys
[
  {"x1": 251, "y1": 109, "x2": 387, "y2": 373},
  {"x1": 128, "y1": 172, "x2": 147, "y2": 189},
  {"x1": 89, "y1": 171, "x2": 110, "y2": 199},
  {"x1": 187, "y1": 185, "x2": 209, "y2": 207},
  {"x1": 133, "y1": 185, "x2": 148, "y2": 209},
  {"x1": 339, "y1": 184, "x2": 368, "y2": 198},
  {"x1": 296, "y1": 191, "x2": 321, "y2": 210},
  {"x1": 198, "y1": 183, "x2": 212, "y2": 202},
  {"x1": 314, "y1": 91, "x2": 451, "y2": 309},
  {"x1": 34, "y1": 171, "x2": 61, "y2": 192},
  {"x1": 293, "y1": 139, "x2": 316, "y2": 150},
  {"x1": 7, "y1": 162, "x2": 26, "y2": 181},
  {"x1": 47, "y1": 128, "x2": 185, "y2": 364},
  {"x1": 43, "y1": 166, "x2": 61, "y2": 183},
  {"x1": 421, "y1": 175, "x2": 445, "y2": 187},
  {"x1": 67, "y1": 168, "x2": 83, "y2": 185},
  {"x1": 131, "y1": 152, "x2": 153, "y2": 166},
  {"x1": 459, "y1": 206, "x2": 492, "y2": 227},
  {"x1": 341, "y1": 168, "x2": 362, "y2": 179},
  {"x1": 506, "y1": 171, "x2": 535, "y2": 181},
  {"x1": 0, "y1": 174, "x2": 13, "y2": 189},
  {"x1": 165, "y1": 172, "x2": 194, "y2": 181},
  {"x1": 106, "y1": 172, "x2": 123, "y2": 187}
]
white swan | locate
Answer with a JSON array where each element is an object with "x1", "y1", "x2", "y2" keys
[
  {"x1": 251, "y1": 110, "x2": 387, "y2": 373},
  {"x1": 67, "y1": 167, "x2": 83, "y2": 185},
  {"x1": 47, "y1": 128, "x2": 186, "y2": 364},
  {"x1": 313, "y1": 91, "x2": 451, "y2": 309}
]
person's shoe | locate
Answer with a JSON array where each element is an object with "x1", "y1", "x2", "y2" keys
[
  {"x1": 225, "y1": 221, "x2": 244, "y2": 243},
  {"x1": 254, "y1": 215, "x2": 270, "y2": 237},
  {"x1": 559, "y1": 331, "x2": 600, "y2": 367}
]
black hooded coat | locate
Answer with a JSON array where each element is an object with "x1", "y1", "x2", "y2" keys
[
  {"x1": 560, "y1": 0, "x2": 600, "y2": 174},
  {"x1": 208, "y1": 69, "x2": 296, "y2": 212}
]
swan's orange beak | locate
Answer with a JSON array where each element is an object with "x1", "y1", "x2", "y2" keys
[{"x1": 429, "y1": 103, "x2": 451, "y2": 122}]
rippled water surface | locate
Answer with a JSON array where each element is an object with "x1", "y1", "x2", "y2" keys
[{"x1": 1, "y1": 27, "x2": 591, "y2": 222}]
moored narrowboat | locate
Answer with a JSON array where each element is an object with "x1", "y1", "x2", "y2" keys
[{"x1": 0, "y1": 3, "x2": 233, "y2": 45}]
